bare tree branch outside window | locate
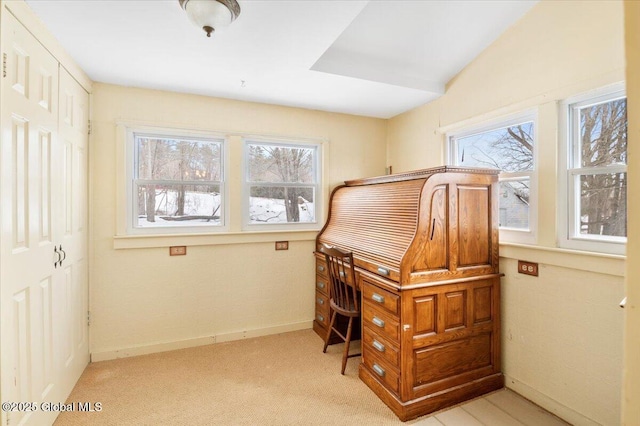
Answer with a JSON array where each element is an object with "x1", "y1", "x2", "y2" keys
[
  {"x1": 454, "y1": 121, "x2": 534, "y2": 229},
  {"x1": 577, "y1": 98, "x2": 627, "y2": 237}
]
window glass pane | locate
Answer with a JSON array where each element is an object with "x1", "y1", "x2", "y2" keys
[
  {"x1": 579, "y1": 98, "x2": 627, "y2": 168},
  {"x1": 137, "y1": 136, "x2": 222, "y2": 181},
  {"x1": 249, "y1": 186, "x2": 315, "y2": 223},
  {"x1": 136, "y1": 183, "x2": 221, "y2": 227},
  {"x1": 499, "y1": 180, "x2": 529, "y2": 230},
  {"x1": 456, "y1": 122, "x2": 534, "y2": 172},
  {"x1": 247, "y1": 143, "x2": 315, "y2": 183},
  {"x1": 579, "y1": 172, "x2": 626, "y2": 237}
]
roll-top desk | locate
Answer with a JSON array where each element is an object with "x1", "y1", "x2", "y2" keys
[{"x1": 313, "y1": 166, "x2": 503, "y2": 421}]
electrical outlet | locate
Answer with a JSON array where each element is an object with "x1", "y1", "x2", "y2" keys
[
  {"x1": 275, "y1": 241, "x2": 289, "y2": 250},
  {"x1": 170, "y1": 246, "x2": 187, "y2": 256},
  {"x1": 518, "y1": 260, "x2": 538, "y2": 276}
]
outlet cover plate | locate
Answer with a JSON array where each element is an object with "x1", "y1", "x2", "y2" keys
[
  {"x1": 518, "y1": 260, "x2": 538, "y2": 276},
  {"x1": 170, "y1": 246, "x2": 187, "y2": 256},
  {"x1": 275, "y1": 241, "x2": 289, "y2": 250}
]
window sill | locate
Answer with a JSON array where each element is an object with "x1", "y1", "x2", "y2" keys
[
  {"x1": 113, "y1": 230, "x2": 318, "y2": 250},
  {"x1": 499, "y1": 242, "x2": 625, "y2": 277}
]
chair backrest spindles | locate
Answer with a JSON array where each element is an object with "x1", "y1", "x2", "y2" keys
[{"x1": 321, "y1": 246, "x2": 359, "y2": 314}]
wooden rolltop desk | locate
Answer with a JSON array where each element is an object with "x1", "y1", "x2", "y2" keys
[{"x1": 314, "y1": 166, "x2": 503, "y2": 421}]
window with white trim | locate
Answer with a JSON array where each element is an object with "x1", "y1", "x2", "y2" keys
[
  {"x1": 243, "y1": 139, "x2": 321, "y2": 230},
  {"x1": 447, "y1": 112, "x2": 537, "y2": 244},
  {"x1": 127, "y1": 128, "x2": 226, "y2": 234},
  {"x1": 560, "y1": 86, "x2": 627, "y2": 254}
]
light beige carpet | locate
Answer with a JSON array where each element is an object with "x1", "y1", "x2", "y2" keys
[{"x1": 54, "y1": 329, "x2": 426, "y2": 426}]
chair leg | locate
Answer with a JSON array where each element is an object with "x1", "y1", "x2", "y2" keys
[
  {"x1": 341, "y1": 316, "x2": 354, "y2": 375},
  {"x1": 323, "y1": 310, "x2": 338, "y2": 353}
]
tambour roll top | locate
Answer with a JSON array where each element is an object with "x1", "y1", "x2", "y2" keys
[{"x1": 316, "y1": 166, "x2": 500, "y2": 287}]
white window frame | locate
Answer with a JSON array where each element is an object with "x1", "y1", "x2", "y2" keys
[
  {"x1": 446, "y1": 110, "x2": 538, "y2": 245},
  {"x1": 125, "y1": 126, "x2": 229, "y2": 235},
  {"x1": 558, "y1": 83, "x2": 626, "y2": 255},
  {"x1": 242, "y1": 138, "x2": 323, "y2": 231}
]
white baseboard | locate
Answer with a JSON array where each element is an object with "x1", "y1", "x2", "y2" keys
[
  {"x1": 504, "y1": 374, "x2": 601, "y2": 426},
  {"x1": 91, "y1": 320, "x2": 313, "y2": 362}
]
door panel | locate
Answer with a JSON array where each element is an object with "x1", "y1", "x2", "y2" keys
[
  {"x1": 37, "y1": 277, "x2": 54, "y2": 400},
  {"x1": 39, "y1": 130, "x2": 52, "y2": 242},
  {"x1": 1, "y1": 12, "x2": 89, "y2": 426},
  {"x1": 11, "y1": 115, "x2": 29, "y2": 250},
  {"x1": 457, "y1": 185, "x2": 491, "y2": 267}
]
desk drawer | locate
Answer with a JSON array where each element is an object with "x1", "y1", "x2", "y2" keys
[
  {"x1": 316, "y1": 291, "x2": 329, "y2": 312},
  {"x1": 315, "y1": 307, "x2": 330, "y2": 328},
  {"x1": 362, "y1": 280, "x2": 399, "y2": 316},
  {"x1": 315, "y1": 276, "x2": 329, "y2": 297},
  {"x1": 363, "y1": 302, "x2": 400, "y2": 341},
  {"x1": 363, "y1": 351, "x2": 400, "y2": 395},
  {"x1": 316, "y1": 258, "x2": 328, "y2": 278},
  {"x1": 363, "y1": 326, "x2": 400, "y2": 368}
]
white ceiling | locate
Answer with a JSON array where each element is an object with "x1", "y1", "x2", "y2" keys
[{"x1": 25, "y1": 0, "x2": 537, "y2": 119}]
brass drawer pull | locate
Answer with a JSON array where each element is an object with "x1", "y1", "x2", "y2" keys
[
  {"x1": 317, "y1": 314, "x2": 325, "y2": 322},
  {"x1": 377, "y1": 267, "x2": 389, "y2": 276},
  {"x1": 317, "y1": 298, "x2": 324, "y2": 305},
  {"x1": 318, "y1": 265, "x2": 325, "y2": 272},
  {"x1": 372, "y1": 363, "x2": 386, "y2": 377},
  {"x1": 372, "y1": 339, "x2": 385, "y2": 353},
  {"x1": 372, "y1": 316, "x2": 385, "y2": 328},
  {"x1": 316, "y1": 282, "x2": 325, "y2": 290},
  {"x1": 371, "y1": 293, "x2": 385, "y2": 304}
]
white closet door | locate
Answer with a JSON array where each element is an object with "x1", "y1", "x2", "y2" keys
[
  {"x1": 1, "y1": 12, "x2": 89, "y2": 426},
  {"x1": 56, "y1": 67, "x2": 90, "y2": 395}
]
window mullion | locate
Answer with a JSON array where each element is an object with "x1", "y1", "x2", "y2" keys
[
  {"x1": 136, "y1": 179, "x2": 221, "y2": 186},
  {"x1": 569, "y1": 165, "x2": 627, "y2": 176},
  {"x1": 499, "y1": 171, "x2": 533, "y2": 181},
  {"x1": 248, "y1": 182, "x2": 315, "y2": 188}
]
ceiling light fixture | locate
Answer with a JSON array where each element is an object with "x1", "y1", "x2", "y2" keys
[{"x1": 179, "y1": 0, "x2": 241, "y2": 38}]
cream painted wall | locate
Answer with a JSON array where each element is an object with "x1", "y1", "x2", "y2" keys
[
  {"x1": 90, "y1": 84, "x2": 387, "y2": 359},
  {"x1": 501, "y1": 259, "x2": 623, "y2": 425},
  {"x1": 623, "y1": 1, "x2": 640, "y2": 424},
  {"x1": 387, "y1": 1, "x2": 625, "y2": 425},
  {"x1": 4, "y1": 0, "x2": 633, "y2": 423}
]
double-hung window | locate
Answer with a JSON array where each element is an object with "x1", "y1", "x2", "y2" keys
[
  {"x1": 243, "y1": 139, "x2": 321, "y2": 230},
  {"x1": 560, "y1": 85, "x2": 627, "y2": 254},
  {"x1": 447, "y1": 112, "x2": 537, "y2": 244},
  {"x1": 128, "y1": 128, "x2": 226, "y2": 234}
]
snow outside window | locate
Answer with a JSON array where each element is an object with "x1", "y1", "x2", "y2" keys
[
  {"x1": 447, "y1": 111, "x2": 538, "y2": 245},
  {"x1": 243, "y1": 140, "x2": 321, "y2": 231},
  {"x1": 559, "y1": 85, "x2": 627, "y2": 255},
  {"x1": 127, "y1": 129, "x2": 226, "y2": 234}
]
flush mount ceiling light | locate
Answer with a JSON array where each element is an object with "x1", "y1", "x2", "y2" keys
[{"x1": 179, "y1": 0, "x2": 241, "y2": 38}]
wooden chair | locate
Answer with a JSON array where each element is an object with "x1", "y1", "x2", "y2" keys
[{"x1": 320, "y1": 245, "x2": 361, "y2": 374}]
